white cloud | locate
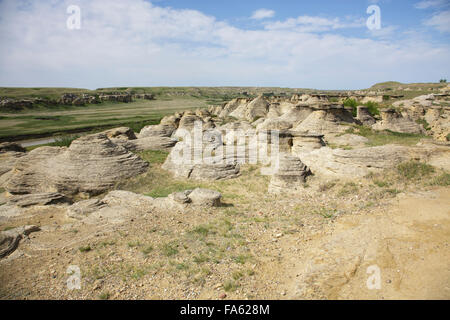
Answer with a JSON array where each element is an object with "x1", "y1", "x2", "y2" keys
[
  {"x1": 250, "y1": 9, "x2": 275, "y2": 20},
  {"x1": 264, "y1": 15, "x2": 365, "y2": 32},
  {"x1": 0, "y1": 0, "x2": 448, "y2": 89},
  {"x1": 424, "y1": 10, "x2": 450, "y2": 32},
  {"x1": 415, "y1": 0, "x2": 448, "y2": 9}
]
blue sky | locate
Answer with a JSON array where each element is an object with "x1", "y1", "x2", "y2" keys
[{"x1": 0, "y1": 0, "x2": 449, "y2": 89}]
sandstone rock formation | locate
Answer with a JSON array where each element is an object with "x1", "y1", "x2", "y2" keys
[
  {"x1": 5, "y1": 133, "x2": 149, "y2": 198},
  {"x1": 162, "y1": 141, "x2": 240, "y2": 180},
  {"x1": 372, "y1": 108, "x2": 424, "y2": 134},
  {"x1": 300, "y1": 145, "x2": 423, "y2": 178},
  {"x1": 356, "y1": 106, "x2": 376, "y2": 126},
  {"x1": 268, "y1": 153, "x2": 312, "y2": 193},
  {"x1": 187, "y1": 188, "x2": 222, "y2": 207},
  {"x1": 294, "y1": 105, "x2": 356, "y2": 136},
  {"x1": 0, "y1": 142, "x2": 26, "y2": 187},
  {"x1": 0, "y1": 225, "x2": 40, "y2": 259},
  {"x1": 7, "y1": 192, "x2": 71, "y2": 207}
]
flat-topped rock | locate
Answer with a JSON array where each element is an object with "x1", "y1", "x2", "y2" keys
[{"x1": 187, "y1": 188, "x2": 222, "y2": 207}]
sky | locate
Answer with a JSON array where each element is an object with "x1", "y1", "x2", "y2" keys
[{"x1": 0, "y1": 0, "x2": 449, "y2": 90}]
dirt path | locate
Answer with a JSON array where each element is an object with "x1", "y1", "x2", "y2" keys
[{"x1": 279, "y1": 187, "x2": 450, "y2": 299}]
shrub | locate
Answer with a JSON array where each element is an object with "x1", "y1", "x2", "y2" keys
[
  {"x1": 343, "y1": 98, "x2": 358, "y2": 117},
  {"x1": 416, "y1": 119, "x2": 430, "y2": 131},
  {"x1": 364, "y1": 101, "x2": 380, "y2": 116},
  {"x1": 50, "y1": 135, "x2": 80, "y2": 147}
]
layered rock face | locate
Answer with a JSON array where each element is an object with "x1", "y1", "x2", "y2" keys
[
  {"x1": 0, "y1": 142, "x2": 26, "y2": 187},
  {"x1": 162, "y1": 140, "x2": 240, "y2": 181},
  {"x1": 300, "y1": 145, "x2": 421, "y2": 178},
  {"x1": 268, "y1": 153, "x2": 312, "y2": 193},
  {"x1": 356, "y1": 106, "x2": 376, "y2": 126},
  {"x1": 103, "y1": 126, "x2": 177, "y2": 151},
  {"x1": 372, "y1": 109, "x2": 424, "y2": 134},
  {"x1": 5, "y1": 133, "x2": 149, "y2": 197},
  {"x1": 294, "y1": 105, "x2": 356, "y2": 136}
]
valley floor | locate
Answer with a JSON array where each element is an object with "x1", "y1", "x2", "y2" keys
[{"x1": 1, "y1": 163, "x2": 448, "y2": 300}]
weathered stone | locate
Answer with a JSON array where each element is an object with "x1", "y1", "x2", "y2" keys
[
  {"x1": 0, "y1": 225, "x2": 40, "y2": 259},
  {"x1": 300, "y1": 145, "x2": 420, "y2": 178},
  {"x1": 372, "y1": 108, "x2": 424, "y2": 134},
  {"x1": 103, "y1": 127, "x2": 137, "y2": 141},
  {"x1": 67, "y1": 199, "x2": 107, "y2": 220},
  {"x1": 294, "y1": 105, "x2": 355, "y2": 136},
  {"x1": 168, "y1": 191, "x2": 192, "y2": 204},
  {"x1": 138, "y1": 124, "x2": 175, "y2": 138},
  {"x1": 188, "y1": 188, "x2": 222, "y2": 207},
  {"x1": 162, "y1": 141, "x2": 240, "y2": 180},
  {"x1": 356, "y1": 106, "x2": 376, "y2": 126},
  {"x1": 8, "y1": 192, "x2": 71, "y2": 207},
  {"x1": 268, "y1": 153, "x2": 312, "y2": 193},
  {"x1": 5, "y1": 133, "x2": 149, "y2": 197}
]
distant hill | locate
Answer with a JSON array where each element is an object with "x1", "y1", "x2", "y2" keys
[{"x1": 370, "y1": 81, "x2": 446, "y2": 90}]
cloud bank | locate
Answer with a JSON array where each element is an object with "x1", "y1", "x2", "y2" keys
[{"x1": 0, "y1": 0, "x2": 449, "y2": 89}]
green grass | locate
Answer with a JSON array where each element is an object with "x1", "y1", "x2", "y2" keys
[
  {"x1": 79, "y1": 245, "x2": 92, "y2": 252},
  {"x1": 0, "y1": 98, "x2": 207, "y2": 140},
  {"x1": 344, "y1": 125, "x2": 429, "y2": 146},
  {"x1": 416, "y1": 119, "x2": 430, "y2": 131},
  {"x1": 343, "y1": 98, "x2": 358, "y2": 117},
  {"x1": 396, "y1": 161, "x2": 435, "y2": 180},
  {"x1": 428, "y1": 172, "x2": 450, "y2": 186},
  {"x1": 161, "y1": 243, "x2": 179, "y2": 257},
  {"x1": 98, "y1": 292, "x2": 111, "y2": 300},
  {"x1": 137, "y1": 150, "x2": 169, "y2": 164},
  {"x1": 141, "y1": 245, "x2": 154, "y2": 255},
  {"x1": 364, "y1": 101, "x2": 380, "y2": 116}
]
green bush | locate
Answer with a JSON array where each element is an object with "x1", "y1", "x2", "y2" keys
[
  {"x1": 364, "y1": 101, "x2": 380, "y2": 116},
  {"x1": 343, "y1": 98, "x2": 358, "y2": 117},
  {"x1": 50, "y1": 135, "x2": 80, "y2": 147}
]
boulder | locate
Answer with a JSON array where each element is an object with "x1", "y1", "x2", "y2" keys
[
  {"x1": 103, "y1": 127, "x2": 137, "y2": 141},
  {"x1": 187, "y1": 188, "x2": 222, "y2": 207},
  {"x1": 5, "y1": 133, "x2": 149, "y2": 197},
  {"x1": 138, "y1": 124, "x2": 175, "y2": 138},
  {"x1": 67, "y1": 199, "x2": 107, "y2": 220}
]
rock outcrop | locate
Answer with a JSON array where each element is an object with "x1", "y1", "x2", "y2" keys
[
  {"x1": 162, "y1": 141, "x2": 240, "y2": 180},
  {"x1": 186, "y1": 188, "x2": 222, "y2": 207},
  {"x1": 300, "y1": 145, "x2": 422, "y2": 178},
  {"x1": 372, "y1": 109, "x2": 424, "y2": 134},
  {"x1": 7, "y1": 192, "x2": 71, "y2": 207},
  {"x1": 268, "y1": 153, "x2": 312, "y2": 193},
  {"x1": 356, "y1": 106, "x2": 376, "y2": 126},
  {"x1": 294, "y1": 105, "x2": 356, "y2": 136},
  {"x1": 0, "y1": 225, "x2": 40, "y2": 259},
  {"x1": 5, "y1": 133, "x2": 149, "y2": 197}
]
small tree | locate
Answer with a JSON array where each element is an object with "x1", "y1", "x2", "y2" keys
[{"x1": 440, "y1": 79, "x2": 447, "y2": 83}]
